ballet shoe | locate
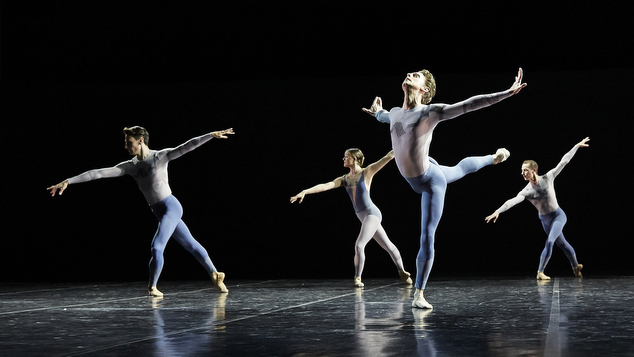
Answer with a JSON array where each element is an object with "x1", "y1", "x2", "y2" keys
[
  {"x1": 399, "y1": 271, "x2": 413, "y2": 285},
  {"x1": 148, "y1": 286, "x2": 163, "y2": 297},
  {"x1": 412, "y1": 288, "x2": 433, "y2": 309},
  {"x1": 354, "y1": 277, "x2": 364, "y2": 288},
  {"x1": 493, "y1": 148, "x2": 510, "y2": 164},
  {"x1": 573, "y1": 264, "x2": 583, "y2": 277},
  {"x1": 211, "y1": 271, "x2": 229, "y2": 293},
  {"x1": 536, "y1": 271, "x2": 551, "y2": 280}
]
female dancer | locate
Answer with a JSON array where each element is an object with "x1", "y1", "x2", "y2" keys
[
  {"x1": 485, "y1": 137, "x2": 589, "y2": 280},
  {"x1": 47, "y1": 126, "x2": 234, "y2": 297},
  {"x1": 363, "y1": 68, "x2": 526, "y2": 308},
  {"x1": 290, "y1": 149, "x2": 412, "y2": 288}
]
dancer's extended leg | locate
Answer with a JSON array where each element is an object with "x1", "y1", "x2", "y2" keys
[
  {"x1": 435, "y1": 155, "x2": 494, "y2": 184},
  {"x1": 172, "y1": 220, "x2": 217, "y2": 273},
  {"x1": 372, "y1": 224, "x2": 412, "y2": 285},
  {"x1": 555, "y1": 234, "x2": 579, "y2": 267},
  {"x1": 171, "y1": 211, "x2": 228, "y2": 292}
]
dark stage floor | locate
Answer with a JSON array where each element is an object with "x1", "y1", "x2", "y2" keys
[{"x1": 1, "y1": 277, "x2": 633, "y2": 356}]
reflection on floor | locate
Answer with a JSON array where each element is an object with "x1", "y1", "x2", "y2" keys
[{"x1": 1, "y1": 277, "x2": 634, "y2": 356}]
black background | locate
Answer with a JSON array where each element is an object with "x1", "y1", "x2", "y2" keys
[{"x1": 2, "y1": 1, "x2": 632, "y2": 283}]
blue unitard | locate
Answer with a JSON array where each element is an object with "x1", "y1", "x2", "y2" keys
[
  {"x1": 342, "y1": 171, "x2": 406, "y2": 278},
  {"x1": 375, "y1": 89, "x2": 515, "y2": 290},
  {"x1": 404, "y1": 155, "x2": 494, "y2": 288},
  {"x1": 66, "y1": 133, "x2": 218, "y2": 287},
  {"x1": 495, "y1": 145, "x2": 581, "y2": 272}
]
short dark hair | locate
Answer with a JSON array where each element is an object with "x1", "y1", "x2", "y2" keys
[{"x1": 123, "y1": 126, "x2": 149, "y2": 145}]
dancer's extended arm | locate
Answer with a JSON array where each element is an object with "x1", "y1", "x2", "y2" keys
[
  {"x1": 363, "y1": 150, "x2": 394, "y2": 180},
  {"x1": 431, "y1": 68, "x2": 527, "y2": 121},
  {"x1": 549, "y1": 137, "x2": 590, "y2": 178},
  {"x1": 47, "y1": 164, "x2": 128, "y2": 197},
  {"x1": 290, "y1": 177, "x2": 344, "y2": 204},
  {"x1": 166, "y1": 128, "x2": 234, "y2": 161},
  {"x1": 485, "y1": 194, "x2": 526, "y2": 223}
]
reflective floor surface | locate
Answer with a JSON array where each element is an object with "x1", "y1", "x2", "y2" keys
[{"x1": 1, "y1": 277, "x2": 634, "y2": 356}]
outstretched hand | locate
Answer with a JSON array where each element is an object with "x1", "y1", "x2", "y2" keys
[
  {"x1": 47, "y1": 180, "x2": 69, "y2": 197},
  {"x1": 484, "y1": 211, "x2": 499, "y2": 223},
  {"x1": 362, "y1": 97, "x2": 383, "y2": 115},
  {"x1": 509, "y1": 68, "x2": 528, "y2": 95},
  {"x1": 290, "y1": 192, "x2": 306, "y2": 204},
  {"x1": 211, "y1": 128, "x2": 235, "y2": 139},
  {"x1": 576, "y1": 137, "x2": 590, "y2": 148}
]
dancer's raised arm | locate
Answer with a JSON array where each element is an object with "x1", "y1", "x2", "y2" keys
[
  {"x1": 166, "y1": 128, "x2": 234, "y2": 161},
  {"x1": 431, "y1": 68, "x2": 527, "y2": 122},
  {"x1": 549, "y1": 137, "x2": 590, "y2": 178},
  {"x1": 363, "y1": 150, "x2": 394, "y2": 180}
]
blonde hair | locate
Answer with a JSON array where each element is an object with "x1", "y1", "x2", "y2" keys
[
  {"x1": 522, "y1": 160, "x2": 538, "y2": 172},
  {"x1": 418, "y1": 69, "x2": 437, "y2": 104},
  {"x1": 346, "y1": 148, "x2": 365, "y2": 166}
]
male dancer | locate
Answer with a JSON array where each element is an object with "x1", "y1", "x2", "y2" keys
[
  {"x1": 485, "y1": 137, "x2": 589, "y2": 280},
  {"x1": 363, "y1": 68, "x2": 526, "y2": 308},
  {"x1": 47, "y1": 126, "x2": 234, "y2": 297}
]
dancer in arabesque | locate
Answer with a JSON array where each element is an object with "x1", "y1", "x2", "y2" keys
[
  {"x1": 363, "y1": 68, "x2": 527, "y2": 308},
  {"x1": 47, "y1": 126, "x2": 234, "y2": 297}
]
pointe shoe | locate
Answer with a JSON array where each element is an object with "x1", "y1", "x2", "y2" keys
[
  {"x1": 211, "y1": 271, "x2": 229, "y2": 293},
  {"x1": 354, "y1": 277, "x2": 364, "y2": 288},
  {"x1": 148, "y1": 286, "x2": 163, "y2": 297},
  {"x1": 493, "y1": 148, "x2": 510, "y2": 164},
  {"x1": 399, "y1": 271, "x2": 413, "y2": 285},
  {"x1": 573, "y1": 264, "x2": 583, "y2": 277},
  {"x1": 536, "y1": 271, "x2": 551, "y2": 280},
  {"x1": 412, "y1": 288, "x2": 433, "y2": 309}
]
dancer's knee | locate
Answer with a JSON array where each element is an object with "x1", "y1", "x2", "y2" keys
[
  {"x1": 151, "y1": 245, "x2": 165, "y2": 257},
  {"x1": 417, "y1": 246, "x2": 434, "y2": 262},
  {"x1": 355, "y1": 242, "x2": 367, "y2": 255}
]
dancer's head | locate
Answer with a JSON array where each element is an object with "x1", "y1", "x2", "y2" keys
[
  {"x1": 521, "y1": 160, "x2": 538, "y2": 181},
  {"x1": 123, "y1": 126, "x2": 149, "y2": 156},
  {"x1": 344, "y1": 148, "x2": 365, "y2": 167},
  {"x1": 403, "y1": 70, "x2": 437, "y2": 104}
]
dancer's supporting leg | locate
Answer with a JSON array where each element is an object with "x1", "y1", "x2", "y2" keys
[
  {"x1": 406, "y1": 164, "x2": 447, "y2": 309},
  {"x1": 353, "y1": 212, "x2": 381, "y2": 288}
]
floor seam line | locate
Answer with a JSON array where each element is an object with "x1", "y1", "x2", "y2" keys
[{"x1": 544, "y1": 278, "x2": 561, "y2": 357}]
